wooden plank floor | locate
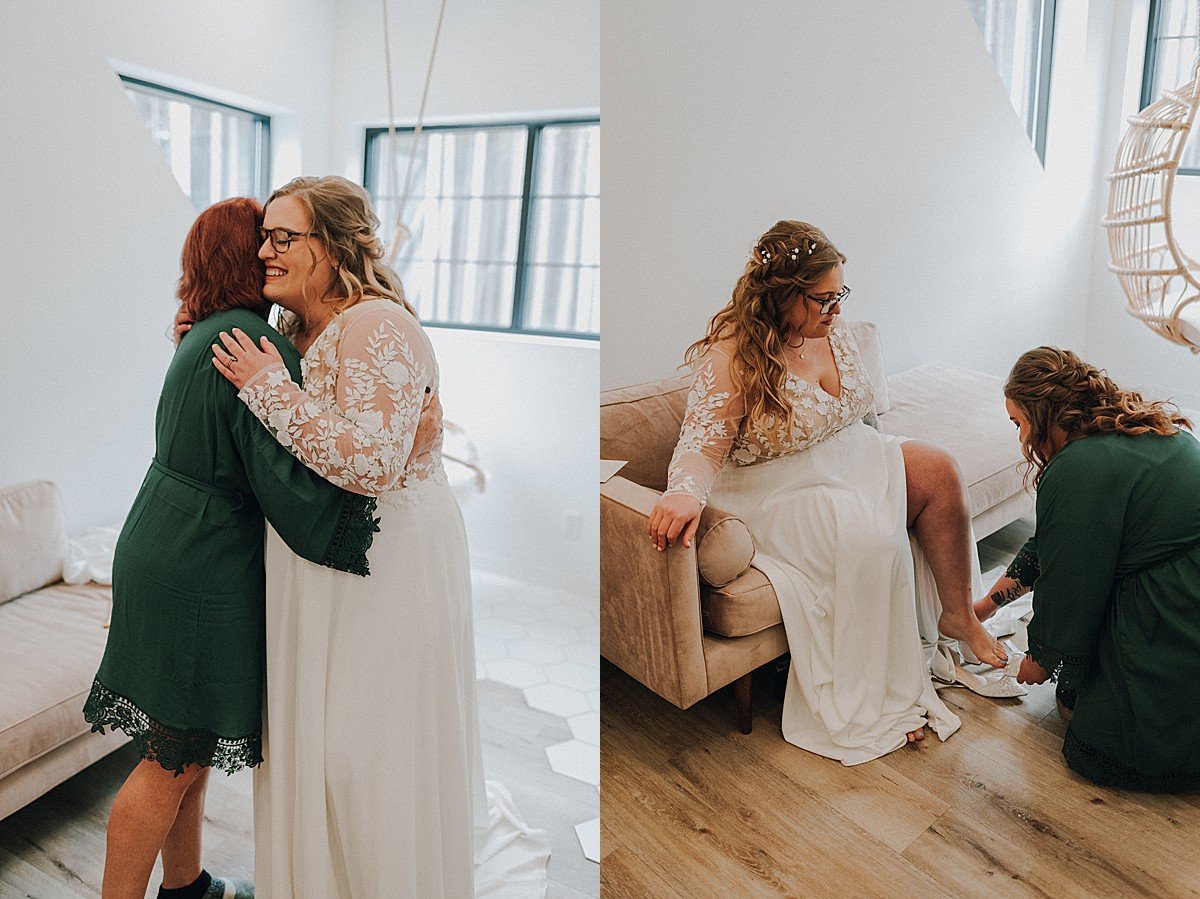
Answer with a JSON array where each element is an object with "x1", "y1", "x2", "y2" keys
[
  {"x1": 601, "y1": 517, "x2": 1200, "y2": 897},
  {"x1": 0, "y1": 680, "x2": 597, "y2": 898}
]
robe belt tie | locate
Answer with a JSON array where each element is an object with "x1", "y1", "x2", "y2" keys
[
  {"x1": 1119, "y1": 536, "x2": 1200, "y2": 581},
  {"x1": 150, "y1": 458, "x2": 244, "y2": 510}
]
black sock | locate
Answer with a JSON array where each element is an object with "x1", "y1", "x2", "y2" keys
[{"x1": 158, "y1": 869, "x2": 213, "y2": 899}]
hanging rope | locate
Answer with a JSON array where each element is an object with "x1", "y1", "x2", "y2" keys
[{"x1": 381, "y1": 0, "x2": 448, "y2": 266}]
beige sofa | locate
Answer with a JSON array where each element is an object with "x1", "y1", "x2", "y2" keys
[
  {"x1": 600, "y1": 321, "x2": 1033, "y2": 732},
  {"x1": 0, "y1": 481, "x2": 127, "y2": 821}
]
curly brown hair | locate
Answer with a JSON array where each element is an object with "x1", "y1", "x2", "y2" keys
[
  {"x1": 685, "y1": 220, "x2": 846, "y2": 427},
  {"x1": 1004, "y1": 346, "x2": 1192, "y2": 487}
]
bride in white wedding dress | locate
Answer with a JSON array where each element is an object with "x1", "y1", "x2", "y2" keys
[
  {"x1": 647, "y1": 220, "x2": 1009, "y2": 764},
  {"x1": 212, "y1": 176, "x2": 549, "y2": 897}
]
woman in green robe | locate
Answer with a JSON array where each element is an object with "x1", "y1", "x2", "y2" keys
[
  {"x1": 83, "y1": 197, "x2": 379, "y2": 899},
  {"x1": 977, "y1": 346, "x2": 1200, "y2": 792}
]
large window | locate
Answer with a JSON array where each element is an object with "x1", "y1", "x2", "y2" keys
[
  {"x1": 966, "y1": 0, "x2": 1058, "y2": 162},
  {"x1": 120, "y1": 76, "x2": 271, "y2": 209},
  {"x1": 1142, "y1": 0, "x2": 1200, "y2": 174},
  {"x1": 364, "y1": 120, "x2": 599, "y2": 338}
]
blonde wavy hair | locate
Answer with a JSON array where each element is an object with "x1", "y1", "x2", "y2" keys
[
  {"x1": 685, "y1": 220, "x2": 846, "y2": 426},
  {"x1": 1004, "y1": 346, "x2": 1192, "y2": 487},
  {"x1": 266, "y1": 176, "x2": 415, "y2": 337}
]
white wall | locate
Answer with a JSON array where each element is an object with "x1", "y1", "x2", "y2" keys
[
  {"x1": 0, "y1": 1, "x2": 600, "y2": 596},
  {"x1": 329, "y1": 0, "x2": 599, "y2": 179},
  {"x1": 600, "y1": 0, "x2": 1113, "y2": 390},
  {"x1": 0, "y1": 1, "x2": 335, "y2": 534},
  {"x1": 1082, "y1": 0, "x2": 1200, "y2": 410},
  {"x1": 429, "y1": 329, "x2": 599, "y2": 596},
  {"x1": 329, "y1": 0, "x2": 600, "y2": 595}
]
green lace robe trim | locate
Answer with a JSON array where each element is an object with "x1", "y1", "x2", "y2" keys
[
  {"x1": 82, "y1": 681, "x2": 263, "y2": 776},
  {"x1": 1063, "y1": 727, "x2": 1200, "y2": 793},
  {"x1": 322, "y1": 493, "x2": 381, "y2": 577},
  {"x1": 1004, "y1": 542, "x2": 1040, "y2": 596}
]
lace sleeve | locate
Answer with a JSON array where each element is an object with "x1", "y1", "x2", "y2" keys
[
  {"x1": 663, "y1": 347, "x2": 745, "y2": 506},
  {"x1": 238, "y1": 306, "x2": 434, "y2": 496},
  {"x1": 1005, "y1": 536, "x2": 1039, "y2": 590}
]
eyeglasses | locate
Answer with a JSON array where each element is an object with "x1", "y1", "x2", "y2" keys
[
  {"x1": 807, "y1": 285, "x2": 851, "y2": 315},
  {"x1": 258, "y1": 227, "x2": 316, "y2": 253}
]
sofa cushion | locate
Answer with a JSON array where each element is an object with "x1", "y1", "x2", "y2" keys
[
  {"x1": 600, "y1": 375, "x2": 690, "y2": 491},
  {"x1": 701, "y1": 566, "x2": 782, "y2": 637},
  {"x1": 0, "y1": 582, "x2": 112, "y2": 779},
  {"x1": 0, "y1": 481, "x2": 68, "y2": 605},
  {"x1": 843, "y1": 320, "x2": 890, "y2": 415},
  {"x1": 879, "y1": 363, "x2": 1027, "y2": 521},
  {"x1": 695, "y1": 508, "x2": 755, "y2": 588}
]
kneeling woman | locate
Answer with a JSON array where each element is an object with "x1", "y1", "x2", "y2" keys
[{"x1": 1000, "y1": 347, "x2": 1200, "y2": 791}]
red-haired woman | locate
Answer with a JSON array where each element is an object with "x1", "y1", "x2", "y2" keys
[
  {"x1": 977, "y1": 347, "x2": 1200, "y2": 791},
  {"x1": 83, "y1": 197, "x2": 378, "y2": 899}
]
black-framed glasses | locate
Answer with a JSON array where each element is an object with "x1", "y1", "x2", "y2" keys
[
  {"x1": 808, "y1": 285, "x2": 850, "y2": 315},
  {"x1": 258, "y1": 227, "x2": 316, "y2": 253}
]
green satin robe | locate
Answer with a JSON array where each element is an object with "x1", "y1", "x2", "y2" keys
[
  {"x1": 83, "y1": 307, "x2": 379, "y2": 774},
  {"x1": 1021, "y1": 429, "x2": 1200, "y2": 792}
]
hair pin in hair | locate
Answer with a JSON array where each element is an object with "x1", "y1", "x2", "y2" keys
[{"x1": 756, "y1": 239, "x2": 819, "y2": 265}]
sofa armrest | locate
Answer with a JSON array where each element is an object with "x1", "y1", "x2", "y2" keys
[{"x1": 600, "y1": 476, "x2": 709, "y2": 708}]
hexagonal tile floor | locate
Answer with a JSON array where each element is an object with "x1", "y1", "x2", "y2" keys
[{"x1": 473, "y1": 570, "x2": 599, "y2": 881}]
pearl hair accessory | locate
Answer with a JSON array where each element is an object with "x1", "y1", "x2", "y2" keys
[{"x1": 755, "y1": 239, "x2": 818, "y2": 266}]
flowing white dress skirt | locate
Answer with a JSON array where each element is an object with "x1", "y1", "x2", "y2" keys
[
  {"x1": 253, "y1": 473, "x2": 551, "y2": 897},
  {"x1": 707, "y1": 421, "x2": 963, "y2": 765}
]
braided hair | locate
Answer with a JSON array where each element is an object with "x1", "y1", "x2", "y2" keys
[{"x1": 1004, "y1": 346, "x2": 1191, "y2": 486}]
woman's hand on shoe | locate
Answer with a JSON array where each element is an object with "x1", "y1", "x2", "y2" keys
[{"x1": 647, "y1": 493, "x2": 703, "y2": 552}]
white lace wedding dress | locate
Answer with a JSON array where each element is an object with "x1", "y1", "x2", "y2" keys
[
  {"x1": 238, "y1": 299, "x2": 550, "y2": 897},
  {"x1": 665, "y1": 320, "x2": 962, "y2": 764}
]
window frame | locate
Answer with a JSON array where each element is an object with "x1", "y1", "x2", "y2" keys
[
  {"x1": 118, "y1": 75, "x2": 272, "y2": 201},
  {"x1": 1141, "y1": 0, "x2": 1200, "y2": 175},
  {"x1": 1029, "y1": 0, "x2": 1058, "y2": 164},
  {"x1": 363, "y1": 117, "x2": 600, "y2": 341},
  {"x1": 966, "y1": 0, "x2": 1058, "y2": 164}
]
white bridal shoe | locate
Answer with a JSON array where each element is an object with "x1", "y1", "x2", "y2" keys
[{"x1": 932, "y1": 640, "x2": 1028, "y2": 699}]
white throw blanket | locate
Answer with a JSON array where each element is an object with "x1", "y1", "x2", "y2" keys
[{"x1": 62, "y1": 527, "x2": 119, "y2": 585}]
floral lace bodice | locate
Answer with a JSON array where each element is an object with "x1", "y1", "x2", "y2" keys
[
  {"x1": 664, "y1": 320, "x2": 876, "y2": 505},
  {"x1": 239, "y1": 299, "x2": 444, "y2": 497}
]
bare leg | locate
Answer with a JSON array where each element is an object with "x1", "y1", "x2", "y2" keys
[
  {"x1": 161, "y1": 766, "x2": 210, "y2": 888},
  {"x1": 901, "y1": 441, "x2": 1007, "y2": 668},
  {"x1": 102, "y1": 760, "x2": 206, "y2": 899}
]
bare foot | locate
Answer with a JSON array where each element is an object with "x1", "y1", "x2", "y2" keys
[
  {"x1": 906, "y1": 727, "x2": 925, "y2": 744},
  {"x1": 939, "y1": 610, "x2": 1007, "y2": 668}
]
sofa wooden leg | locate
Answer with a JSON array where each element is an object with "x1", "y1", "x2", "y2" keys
[{"x1": 733, "y1": 672, "x2": 752, "y2": 734}]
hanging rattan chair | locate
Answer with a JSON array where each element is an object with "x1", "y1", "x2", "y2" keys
[{"x1": 1103, "y1": 33, "x2": 1200, "y2": 352}]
